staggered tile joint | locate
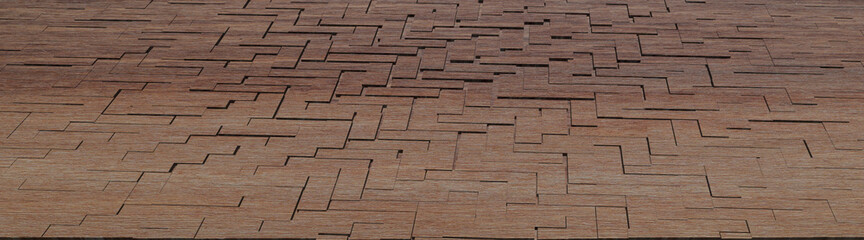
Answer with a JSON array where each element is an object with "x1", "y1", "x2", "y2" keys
[{"x1": 1, "y1": 0, "x2": 864, "y2": 238}]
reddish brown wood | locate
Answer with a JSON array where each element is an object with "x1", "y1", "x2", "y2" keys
[{"x1": 2, "y1": 0, "x2": 864, "y2": 238}]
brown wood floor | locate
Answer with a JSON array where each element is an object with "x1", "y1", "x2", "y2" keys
[{"x1": 2, "y1": 0, "x2": 864, "y2": 238}]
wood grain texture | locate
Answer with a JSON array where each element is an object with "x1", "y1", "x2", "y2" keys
[{"x1": 1, "y1": 0, "x2": 864, "y2": 238}]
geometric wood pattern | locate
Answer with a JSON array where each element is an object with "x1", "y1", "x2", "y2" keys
[{"x1": 2, "y1": 0, "x2": 864, "y2": 238}]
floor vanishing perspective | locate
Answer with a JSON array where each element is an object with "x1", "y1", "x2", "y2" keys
[{"x1": 2, "y1": 0, "x2": 864, "y2": 238}]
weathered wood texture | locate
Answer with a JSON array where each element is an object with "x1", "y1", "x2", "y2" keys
[{"x1": 2, "y1": 0, "x2": 864, "y2": 238}]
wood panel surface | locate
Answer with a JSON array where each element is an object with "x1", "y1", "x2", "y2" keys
[{"x1": 1, "y1": 0, "x2": 864, "y2": 238}]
